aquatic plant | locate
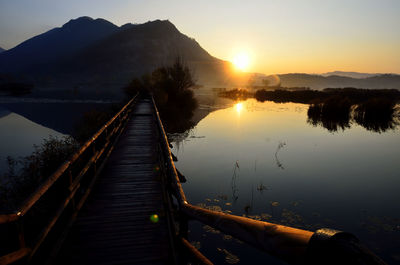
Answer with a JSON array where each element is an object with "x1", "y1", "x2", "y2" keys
[
  {"x1": 274, "y1": 141, "x2": 286, "y2": 169},
  {"x1": 231, "y1": 160, "x2": 240, "y2": 201}
]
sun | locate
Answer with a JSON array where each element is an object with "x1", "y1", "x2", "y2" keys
[{"x1": 232, "y1": 53, "x2": 250, "y2": 71}]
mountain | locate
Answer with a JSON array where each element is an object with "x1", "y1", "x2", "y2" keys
[
  {"x1": 0, "y1": 47, "x2": 5, "y2": 53},
  {"x1": 0, "y1": 17, "x2": 234, "y2": 97},
  {"x1": 321, "y1": 71, "x2": 380, "y2": 79},
  {"x1": 0, "y1": 17, "x2": 122, "y2": 73},
  {"x1": 59, "y1": 19, "x2": 233, "y2": 85},
  {"x1": 277, "y1": 73, "x2": 400, "y2": 90}
]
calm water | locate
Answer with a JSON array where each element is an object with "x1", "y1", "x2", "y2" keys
[
  {"x1": 0, "y1": 108, "x2": 66, "y2": 174},
  {"x1": 172, "y1": 99, "x2": 400, "y2": 264}
]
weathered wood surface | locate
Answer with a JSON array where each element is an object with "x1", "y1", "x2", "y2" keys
[{"x1": 56, "y1": 98, "x2": 171, "y2": 265}]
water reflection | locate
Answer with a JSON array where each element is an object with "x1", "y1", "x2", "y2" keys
[
  {"x1": 0, "y1": 109, "x2": 66, "y2": 174},
  {"x1": 307, "y1": 102, "x2": 399, "y2": 133},
  {"x1": 235, "y1": 102, "x2": 243, "y2": 115},
  {"x1": 354, "y1": 103, "x2": 400, "y2": 133}
]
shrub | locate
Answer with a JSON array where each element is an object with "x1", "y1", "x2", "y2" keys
[{"x1": 0, "y1": 136, "x2": 79, "y2": 212}]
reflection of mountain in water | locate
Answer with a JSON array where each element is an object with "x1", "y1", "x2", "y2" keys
[
  {"x1": 1, "y1": 102, "x2": 112, "y2": 135},
  {"x1": 0, "y1": 106, "x2": 11, "y2": 119}
]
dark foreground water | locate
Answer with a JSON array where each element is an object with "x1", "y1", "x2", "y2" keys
[{"x1": 172, "y1": 99, "x2": 400, "y2": 264}]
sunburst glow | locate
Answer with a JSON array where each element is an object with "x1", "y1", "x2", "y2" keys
[{"x1": 232, "y1": 53, "x2": 250, "y2": 71}]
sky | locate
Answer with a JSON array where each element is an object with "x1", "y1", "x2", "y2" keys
[{"x1": 0, "y1": 0, "x2": 399, "y2": 74}]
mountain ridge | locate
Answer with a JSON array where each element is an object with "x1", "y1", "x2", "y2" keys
[
  {"x1": 321, "y1": 71, "x2": 383, "y2": 79},
  {"x1": 277, "y1": 73, "x2": 400, "y2": 90}
]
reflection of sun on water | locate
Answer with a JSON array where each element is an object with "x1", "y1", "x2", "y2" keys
[{"x1": 235, "y1": 102, "x2": 243, "y2": 114}]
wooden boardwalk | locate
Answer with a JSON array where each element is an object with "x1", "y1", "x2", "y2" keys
[{"x1": 56, "y1": 97, "x2": 171, "y2": 265}]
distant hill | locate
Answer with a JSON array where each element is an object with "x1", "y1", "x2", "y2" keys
[
  {"x1": 278, "y1": 73, "x2": 400, "y2": 90},
  {"x1": 0, "y1": 47, "x2": 5, "y2": 53},
  {"x1": 0, "y1": 17, "x2": 234, "y2": 97},
  {"x1": 321, "y1": 71, "x2": 380, "y2": 79}
]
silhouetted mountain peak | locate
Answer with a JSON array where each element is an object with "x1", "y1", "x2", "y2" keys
[
  {"x1": 130, "y1": 19, "x2": 181, "y2": 37},
  {"x1": 0, "y1": 16, "x2": 120, "y2": 72},
  {"x1": 0, "y1": 47, "x2": 5, "y2": 53},
  {"x1": 64, "y1": 16, "x2": 94, "y2": 25},
  {"x1": 62, "y1": 16, "x2": 117, "y2": 31}
]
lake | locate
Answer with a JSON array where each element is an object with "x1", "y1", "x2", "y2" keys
[{"x1": 172, "y1": 99, "x2": 400, "y2": 264}]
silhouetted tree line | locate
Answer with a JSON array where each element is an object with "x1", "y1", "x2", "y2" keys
[
  {"x1": 254, "y1": 87, "x2": 400, "y2": 104},
  {"x1": 124, "y1": 58, "x2": 198, "y2": 133},
  {"x1": 218, "y1": 88, "x2": 254, "y2": 100}
]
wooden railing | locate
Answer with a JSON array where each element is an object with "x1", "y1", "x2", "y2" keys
[
  {"x1": 151, "y1": 96, "x2": 387, "y2": 265},
  {"x1": 0, "y1": 94, "x2": 138, "y2": 265}
]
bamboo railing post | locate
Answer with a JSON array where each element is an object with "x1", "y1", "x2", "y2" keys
[{"x1": 92, "y1": 139, "x2": 97, "y2": 176}]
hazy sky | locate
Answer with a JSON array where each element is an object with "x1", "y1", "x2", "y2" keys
[{"x1": 0, "y1": 0, "x2": 399, "y2": 74}]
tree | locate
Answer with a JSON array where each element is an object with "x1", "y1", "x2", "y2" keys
[{"x1": 124, "y1": 57, "x2": 198, "y2": 133}]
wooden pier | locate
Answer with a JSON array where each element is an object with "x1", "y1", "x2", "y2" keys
[{"x1": 56, "y1": 97, "x2": 171, "y2": 264}]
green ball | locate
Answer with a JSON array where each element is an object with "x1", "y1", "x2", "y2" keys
[{"x1": 150, "y1": 214, "x2": 159, "y2": 223}]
